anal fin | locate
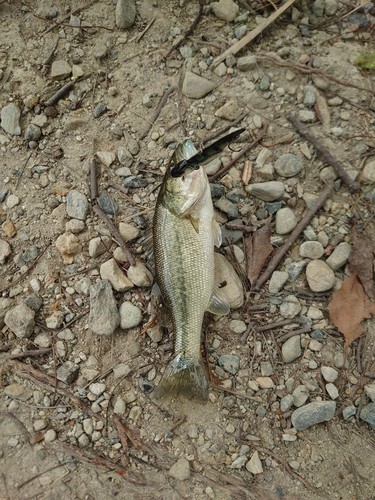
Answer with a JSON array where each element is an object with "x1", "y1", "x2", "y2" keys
[{"x1": 207, "y1": 289, "x2": 230, "y2": 316}]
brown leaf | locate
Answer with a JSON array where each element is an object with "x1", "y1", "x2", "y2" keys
[
  {"x1": 328, "y1": 274, "x2": 375, "y2": 348},
  {"x1": 349, "y1": 227, "x2": 375, "y2": 301},
  {"x1": 245, "y1": 217, "x2": 273, "y2": 287}
]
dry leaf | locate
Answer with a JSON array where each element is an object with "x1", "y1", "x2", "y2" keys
[
  {"x1": 328, "y1": 274, "x2": 375, "y2": 349},
  {"x1": 349, "y1": 227, "x2": 375, "y2": 301},
  {"x1": 314, "y1": 90, "x2": 330, "y2": 130},
  {"x1": 245, "y1": 217, "x2": 273, "y2": 287}
]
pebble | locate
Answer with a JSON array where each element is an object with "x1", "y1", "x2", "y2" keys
[
  {"x1": 89, "y1": 383, "x2": 106, "y2": 396},
  {"x1": 298, "y1": 110, "x2": 315, "y2": 123},
  {"x1": 117, "y1": 146, "x2": 133, "y2": 168},
  {"x1": 66, "y1": 190, "x2": 89, "y2": 220},
  {"x1": 218, "y1": 354, "x2": 240, "y2": 375},
  {"x1": 181, "y1": 71, "x2": 215, "y2": 99},
  {"x1": 114, "y1": 397, "x2": 126, "y2": 415},
  {"x1": 56, "y1": 361, "x2": 79, "y2": 384},
  {"x1": 237, "y1": 55, "x2": 257, "y2": 71},
  {"x1": 231, "y1": 456, "x2": 247, "y2": 469},
  {"x1": 169, "y1": 457, "x2": 191, "y2": 481},
  {"x1": 65, "y1": 219, "x2": 85, "y2": 234},
  {"x1": 279, "y1": 295, "x2": 301, "y2": 318},
  {"x1": 256, "y1": 377, "x2": 274, "y2": 389},
  {"x1": 93, "y1": 102, "x2": 107, "y2": 118},
  {"x1": 214, "y1": 197, "x2": 238, "y2": 220},
  {"x1": 275, "y1": 208, "x2": 297, "y2": 235},
  {"x1": 97, "y1": 152, "x2": 116, "y2": 167},
  {"x1": 309, "y1": 339, "x2": 322, "y2": 352},
  {"x1": 305, "y1": 260, "x2": 335, "y2": 292},
  {"x1": 321, "y1": 366, "x2": 338, "y2": 383},
  {"x1": 342, "y1": 405, "x2": 356, "y2": 420},
  {"x1": 118, "y1": 222, "x2": 139, "y2": 242},
  {"x1": 259, "y1": 74, "x2": 270, "y2": 91},
  {"x1": 50, "y1": 60, "x2": 72, "y2": 79},
  {"x1": 211, "y1": 0, "x2": 239, "y2": 21},
  {"x1": 98, "y1": 194, "x2": 119, "y2": 215},
  {"x1": 55, "y1": 232, "x2": 81, "y2": 264},
  {"x1": 46, "y1": 311, "x2": 64, "y2": 329},
  {"x1": 299, "y1": 241, "x2": 324, "y2": 259},
  {"x1": 100, "y1": 259, "x2": 133, "y2": 291},
  {"x1": 88, "y1": 280, "x2": 120, "y2": 336},
  {"x1": 0, "y1": 239, "x2": 11, "y2": 264},
  {"x1": 116, "y1": 0, "x2": 136, "y2": 29},
  {"x1": 274, "y1": 154, "x2": 303, "y2": 178},
  {"x1": 325, "y1": 242, "x2": 351, "y2": 271},
  {"x1": 123, "y1": 176, "x2": 148, "y2": 188},
  {"x1": 291, "y1": 401, "x2": 336, "y2": 430},
  {"x1": 325, "y1": 0, "x2": 338, "y2": 15},
  {"x1": 24, "y1": 124, "x2": 41, "y2": 141},
  {"x1": 246, "y1": 181, "x2": 285, "y2": 201},
  {"x1": 282, "y1": 335, "x2": 302, "y2": 363},
  {"x1": 326, "y1": 383, "x2": 339, "y2": 400},
  {"x1": 215, "y1": 99, "x2": 242, "y2": 121},
  {"x1": 280, "y1": 394, "x2": 294, "y2": 412},
  {"x1": 246, "y1": 451, "x2": 263, "y2": 474},
  {"x1": 128, "y1": 262, "x2": 153, "y2": 287},
  {"x1": 0, "y1": 298, "x2": 13, "y2": 327},
  {"x1": 303, "y1": 88, "x2": 316, "y2": 106},
  {"x1": 4, "y1": 303, "x2": 35, "y2": 338},
  {"x1": 1, "y1": 103, "x2": 21, "y2": 135},
  {"x1": 34, "y1": 419, "x2": 48, "y2": 431},
  {"x1": 119, "y1": 301, "x2": 142, "y2": 329},
  {"x1": 44, "y1": 429, "x2": 57, "y2": 442},
  {"x1": 359, "y1": 403, "x2": 375, "y2": 429},
  {"x1": 364, "y1": 382, "x2": 375, "y2": 402},
  {"x1": 6, "y1": 194, "x2": 20, "y2": 209},
  {"x1": 268, "y1": 271, "x2": 288, "y2": 294},
  {"x1": 24, "y1": 295, "x2": 43, "y2": 312},
  {"x1": 123, "y1": 131, "x2": 140, "y2": 155},
  {"x1": 293, "y1": 385, "x2": 309, "y2": 407},
  {"x1": 8, "y1": 437, "x2": 19, "y2": 448},
  {"x1": 361, "y1": 159, "x2": 375, "y2": 184},
  {"x1": 89, "y1": 236, "x2": 111, "y2": 258},
  {"x1": 214, "y1": 253, "x2": 244, "y2": 309},
  {"x1": 229, "y1": 319, "x2": 247, "y2": 334}
]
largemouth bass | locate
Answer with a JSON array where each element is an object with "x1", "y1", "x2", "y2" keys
[{"x1": 153, "y1": 131, "x2": 243, "y2": 399}]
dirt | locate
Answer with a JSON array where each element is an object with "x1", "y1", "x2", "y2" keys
[{"x1": 1, "y1": 1, "x2": 375, "y2": 499}]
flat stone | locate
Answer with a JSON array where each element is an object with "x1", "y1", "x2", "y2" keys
[
  {"x1": 275, "y1": 208, "x2": 297, "y2": 235},
  {"x1": 229, "y1": 319, "x2": 247, "y2": 334},
  {"x1": 96, "y1": 151, "x2": 116, "y2": 167},
  {"x1": 306, "y1": 260, "x2": 335, "y2": 292},
  {"x1": 293, "y1": 385, "x2": 309, "y2": 407},
  {"x1": 51, "y1": 60, "x2": 72, "y2": 80},
  {"x1": 118, "y1": 222, "x2": 139, "y2": 242},
  {"x1": 66, "y1": 190, "x2": 89, "y2": 221},
  {"x1": 364, "y1": 382, "x2": 375, "y2": 402},
  {"x1": 342, "y1": 405, "x2": 356, "y2": 420},
  {"x1": 6, "y1": 194, "x2": 20, "y2": 209},
  {"x1": 88, "y1": 280, "x2": 120, "y2": 336},
  {"x1": 65, "y1": 219, "x2": 85, "y2": 234},
  {"x1": 24, "y1": 124, "x2": 42, "y2": 141},
  {"x1": 325, "y1": 242, "x2": 351, "y2": 271},
  {"x1": 326, "y1": 382, "x2": 339, "y2": 400},
  {"x1": 56, "y1": 361, "x2": 79, "y2": 384},
  {"x1": 325, "y1": 0, "x2": 338, "y2": 16},
  {"x1": 282, "y1": 335, "x2": 301, "y2": 363},
  {"x1": 100, "y1": 258, "x2": 133, "y2": 291},
  {"x1": 117, "y1": 146, "x2": 133, "y2": 167},
  {"x1": 237, "y1": 55, "x2": 257, "y2": 71},
  {"x1": 182, "y1": 71, "x2": 214, "y2": 99},
  {"x1": 218, "y1": 354, "x2": 240, "y2": 374},
  {"x1": 127, "y1": 262, "x2": 153, "y2": 287},
  {"x1": 256, "y1": 376, "x2": 274, "y2": 389},
  {"x1": 4, "y1": 303, "x2": 35, "y2": 338},
  {"x1": 246, "y1": 451, "x2": 263, "y2": 474},
  {"x1": 44, "y1": 429, "x2": 57, "y2": 442},
  {"x1": 98, "y1": 194, "x2": 118, "y2": 215},
  {"x1": 93, "y1": 102, "x2": 107, "y2": 118},
  {"x1": 299, "y1": 241, "x2": 324, "y2": 259},
  {"x1": 0, "y1": 239, "x2": 11, "y2": 264},
  {"x1": 214, "y1": 253, "x2": 244, "y2": 309},
  {"x1": 89, "y1": 236, "x2": 111, "y2": 258},
  {"x1": 291, "y1": 401, "x2": 336, "y2": 430},
  {"x1": 119, "y1": 301, "x2": 142, "y2": 329},
  {"x1": 215, "y1": 99, "x2": 242, "y2": 121},
  {"x1": 280, "y1": 394, "x2": 294, "y2": 412},
  {"x1": 321, "y1": 366, "x2": 338, "y2": 383},
  {"x1": 359, "y1": 403, "x2": 375, "y2": 429},
  {"x1": 274, "y1": 154, "x2": 303, "y2": 178},
  {"x1": 231, "y1": 456, "x2": 247, "y2": 469},
  {"x1": 169, "y1": 457, "x2": 191, "y2": 481},
  {"x1": 268, "y1": 271, "x2": 288, "y2": 294},
  {"x1": 116, "y1": 0, "x2": 136, "y2": 29},
  {"x1": 246, "y1": 181, "x2": 284, "y2": 201},
  {"x1": 123, "y1": 176, "x2": 148, "y2": 188},
  {"x1": 1, "y1": 103, "x2": 21, "y2": 135},
  {"x1": 279, "y1": 295, "x2": 301, "y2": 318},
  {"x1": 214, "y1": 197, "x2": 238, "y2": 220},
  {"x1": 361, "y1": 159, "x2": 375, "y2": 184}
]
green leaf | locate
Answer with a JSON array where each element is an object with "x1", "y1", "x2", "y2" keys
[{"x1": 356, "y1": 52, "x2": 375, "y2": 70}]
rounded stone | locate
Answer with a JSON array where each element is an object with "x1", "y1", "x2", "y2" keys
[
  {"x1": 282, "y1": 335, "x2": 301, "y2": 363},
  {"x1": 274, "y1": 154, "x2": 303, "y2": 178},
  {"x1": 305, "y1": 260, "x2": 335, "y2": 292},
  {"x1": 275, "y1": 208, "x2": 297, "y2": 235},
  {"x1": 279, "y1": 295, "x2": 302, "y2": 318},
  {"x1": 119, "y1": 301, "x2": 142, "y2": 329},
  {"x1": 299, "y1": 241, "x2": 324, "y2": 259},
  {"x1": 291, "y1": 401, "x2": 336, "y2": 430}
]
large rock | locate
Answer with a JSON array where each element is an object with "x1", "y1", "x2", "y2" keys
[
  {"x1": 5, "y1": 303, "x2": 35, "y2": 338},
  {"x1": 291, "y1": 401, "x2": 336, "y2": 430},
  {"x1": 214, "y1": 253, "x2": 244, "y2": 309},
  {"x1": 182, "y1": 71, "x2": 214, "y2": 99},
  {"x1": 116, "y1": 0, "x2": 136, "y2": 29},
  {"x1": 88, "y1": 280, "x2": 120, "y2": 336}
]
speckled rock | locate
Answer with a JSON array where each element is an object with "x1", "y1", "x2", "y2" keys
[
  {"x1": 274, "y1": 154, "x2": 303, "y2": 178},
  {"x1": 275, "y1": 208, "x2": 297, "y2": 235},
  {"x1": 325, "y1": 242, "x2": 351, "y2": 271},
  {"x1": 182, "y1": 71, "x2": 215, "y2": 99},
  {"x1": 5, "y1": 303, "x2": 35, "y2": 338},
  {"x1": 305, "y1": 260, "x2": 335, "y2": 292},
  {"x1": 291, "y1": 401, "x2": 336, "y2": 430},
  {"x1": 88, "y1": 280, "x2": 120, "y2": 336},
  {"x1": 246, "y1": 181, "x2": 284, "y2": 201}
]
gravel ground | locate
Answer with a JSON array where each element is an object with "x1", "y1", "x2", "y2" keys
[{"x1": 1, "y1": 1, "x2": 375, "y2": 499}]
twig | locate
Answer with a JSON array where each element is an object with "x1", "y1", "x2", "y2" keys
[
  {"x1": 209, "y1": 126, "x2": 267, "y2": 182},
  {"x1": 225, "y1": 223, "x2": 256, "y2": 233},
  {"x1": 89, "y1": 158, "x2": 99, "y2": 201},
  {"x1": 277, "y1": 326, "x2": 312, "y2": 343},
  {"x1": 202, "y1": 112, "x2": 248, "y2": 144},
  {"x1": 129, "y1": 16, "x2": 156, "y2": 43},
  {"x1": 8, "y1": 348, "x2": 51, "y2": 360},
  {"x1": 213, "y1": 0, "x2": 297, "y2": 66},
  {"x1": 255, "y1": 184, "x2": 333, "y2": 290},
  {"x1": 17, "y1": 463, "x2": 69, "y2": 489},
  {"x1": 139, "y1": 86, "x2": 174, "y2": 140},
  {"x1": 256, "y1": 317, "x2": 306, "y2": 333},
  {"x1": 43, "y1": 36, "x2": 59, "y2": 66},
  {"x1": 44, "y1": 81, "x2": 75, "y2": 106},
  {"x1": 288, "y1": 114, "x2": 361, "y2": 193},
  {"x1": 40, "y1": 2, "x2": 96, "y2": 35},
  {"x1": 164, "y1": 2, "x2": 204, "y2": 59},
  {"x1": 113, "y1": 415, "x2": 130, "y2": 467}
]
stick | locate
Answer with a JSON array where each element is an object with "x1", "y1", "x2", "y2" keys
[
  {"x1": 213, "y1": 0, "x2": 297, "y2": 66},
  {"x1": 288, "y1": 114, "x2": 361, "y2": 193},
  {"x1": 164, "y1": 2, "x2": 204, "y2": 59},
  {"x1": 139, "y1": 86, "x2": 174, "y2": 140},
  {"x1": 129, "y1": 16, "x2": 156, "y2": 43},
  {"x1": 44, "y1": 81, "x2": 75, "y2": 106},
  {"x1": 202, "y1": 112, "x2": 248, "y2": 145},
  {"x1": 254, "y1": 184, "x2": 333, "y2": 290},
  {"x1": 8, "y1": 348, "x2": 51, "y2": 360},
  {"x1": 89, "y1": 158, "x2": 99, "y2": 201},
  {"x1": 113, "y1": 415, "x2": 130, "y2": 467},
  {"x1": 277, "y1": 326, "x2": 312, "y2": 343},
  {"x1": 209, "y1": 126, "x2": 267, "y2": 182}
]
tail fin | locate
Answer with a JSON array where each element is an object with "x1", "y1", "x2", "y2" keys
[{"x1": 153, "y1": 354, "x2": 209, "y2": 400}]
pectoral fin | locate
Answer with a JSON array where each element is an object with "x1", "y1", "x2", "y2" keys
[
  {"x1": 207, "y1": 290, "x2": 230, "y2": 316},
  {"x1": 189, "y1": 215, "x2": 200, "y2": 234},
  {"x1": 212, "y1": 219, "x2": 222, "y2": 248}
]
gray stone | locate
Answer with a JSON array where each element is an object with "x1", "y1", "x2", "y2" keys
[
  {"x1": 325, "y1": 242, "x2": 351, "y2": 271},
  {"x1": 364, "y1": 382, "x2": 375, "y2": 403},
  {"x1": 1, "y1": 103, "x2": 21, "y2": 135},
  {"x1": 214, "y1": 253, "x2": 244, "y2": 309},
  {"x1": 326, "y1": 383, "x2": 339, "y2": 400},
  {"x1": 306, "y1": 260, "x2": 335, "y2": 292},
  {"x1": 0, "y1": 239, "x2": 11, "y2": 264},
  {"x1": 293, "y1": 385, "x2": 309, "y2": 407},
  {"x1": 0, "y1": 298, "x2": 14, "y2": 327},
  {"x1": 231, "y1": 455, "x2": 247, "y2": 469},
  {"x1": 117, "y1": 146, "x2": 133, "y2": 167},
  {"x1": 119, "y1": 223, "x2": 139, "y2": 242},
  {"x1": 311, "y1": 0, "x2": 324, "y2": 17},
  {"x1": 6, "y1": 194, "x2": 20, "y2": 209},
  {"x1": 359, "y1": 403, "x2": 375, "y2": 429},
  {"x1": 214, "y1": 197, "x2": 238, "y2": 220},
  {"x1": 89, "y1": 236, "x2": 111, "y2": 258},
  {"x1": 210, "y1": 183, "x2": 225, "y2": 199},
  {"x1": 24, "y1": 124, "x2": 41, "y2": 141},
  {"x1": 325, "y1": 0, "x2": 338, "y2": 16},
  {"x1": 215, "y1": 99, "x2": 242, "y2": 121},
  {"x1": 275, "y1": 154, "x2": 303, "y2": 178},
  {"x1": 303, "y1": 88, "x2": 316, "y2": 107},
  {"x1": 182, "y1": 71, "x2": 215, "y2": 99},
  {"x1": 299, "y1": 241, "x2": 324, "y2": 259},
  {"x1": 114, "y1": 397, "x2": 126, "y2": 415},
  {"x1": 22, "y1": 246, "x2": 38, "y2": 263},
  {"x1": 5, "y1": 303, "x2": 35, "y2": 338},
  {"x1": 246, "y1": 181, "x2": 284, "y2": 201},
  {"x1": 88, "y1": 280, "x2": 120, "y2": 336},
  {"x1": 287, "y1": 261, "x2": 306, "y2": 281},
  {"x1": 282, "y1": 335, "x2": 301, "y2": 363},
  {"x1": 46, "y1": 311, "x2": 64, "y2": 329},
  {"x1": 98, "y1": 194, "x2": 118, "y2": 215},
  {"x1": 44, "y1": 429, "x2": 57, "y2": 442},
  {"x1": 291, "y1": 401, "x2": 336, "y2": 430},
  {"x1": 279, "y1": 295, "x2": 301, "y2": 318},
  {"x1": 119, "y1": 301, "x2": 142, "y2": 329},
  {"x1": 51, "y1": 60, "x2": 72, "y2": 80},
  {"x1": 218, "y1": 354, "x2": 240, "y2": 374},
  {"x1": 276, "y1": 208, "x2": 297, "y2": 235},
  {"x1": 220, "y1": 219, "x2": 243, "y2": 245},
  {"x1": 361, "y1": 159, "x2": 375, "y2": 184},
  {"x1": 100, "y1": 259, "x2": 133, "y2": 291},
  {"x1": 123, "y1": 176, "x2": 148, "y2": 188},
  {"x1": 65, "y1": 219, "x2": 85, "y2": 234},
  {"x1": 93, "y1": 102, "x2": 107, "y2": 118},
  {"x1": 169, "y1": 457, "x2": 191, "y2": 480},
  {"x1": 66, "y1": 190, "x2": 89, "y2": 221},
  {"x1": 123, "y1": 131, "x2": 140, "y2": 155},
  {"x1": 237, "y1": 55, "x2": 257, "y2": 71},
  {"x1": 342, "y1": 405, "x2": 356, "y2": 420},
  {"x1": 229, "y1": 319, "x2": 247, "y2": 334},
  {"x1": 127, "y1": 262, "x2": 153, "y2": 287},
  {"x1": 268, "y1": 271, "x2": 288, "y2": 294},
  {"x1": 259, "y1": 74, "x2": 271, "y2": 91},
  {"x1": 280, "y1": 394, "x2": 294, "y2": 412},
  {"x1": 24, "y1": 294, "x2": 43, "y2": 312},
  {"x1": 214, "y1": 62, "x2": 227, "y2": 77},
  {"x1": 321, "y1": 366, "x2": 338, "y2": 383},
  {"x1": 298, "y1": 110, "x2": 315, "y2": 123},
  {"x1": 56, "y1": 361, "x2": 79, "y2": 384},
  {"x1": 116, "y1": 0, "x2": 136, "y2": 29}
]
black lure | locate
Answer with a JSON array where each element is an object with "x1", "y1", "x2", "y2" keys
[{"x1": 170, "y1": 127, "x2": 245, "y2": 178}]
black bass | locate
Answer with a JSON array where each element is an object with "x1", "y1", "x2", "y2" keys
[{"x1": 153, "y1": 130, "x2": 244, "y2": 399}]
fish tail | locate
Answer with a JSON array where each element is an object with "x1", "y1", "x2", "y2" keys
[{"x1": 154, "y1": 354, "x2": 209, "y2": 400}]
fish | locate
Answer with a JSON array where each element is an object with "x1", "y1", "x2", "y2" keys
[{"x1": 153, "y1": 129, "x2": 244, "y2": 399}]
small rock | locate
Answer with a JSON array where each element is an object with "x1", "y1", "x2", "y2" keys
[
  {"x1": 211, "y1": 0, "x2": 239, "y2": 21},
  {"x1": 359, "y1": 403, "x2": 375, "y2": 429},
  {"x1": 291, "y1": 401, "x2": 336, "y2": 430},
  {"x1": 6, "y1": 194, "x2": 20, "y2": 209},
  {"x1": 214, "y1": 197, "x2": 238, "y2": 220},
  {"x1": 274, "y1": 154, "x2": 303, "y2": 178},
  {"x1": 98, "y1": 194, "x2": 118, "y2": 215},
  {"x1": 65, "y1": 219, "x2": 85, "y2": 234},
  {"x1": 113, "y1": 363, "x2": 132, "y2": 379},
  {"x1": 34, "y1": 419, "x2": 48, "y2": 431},
  {"x1": 51, "y1": 60, "x2": 72, "y2": 80},
  {"x1": 116, "y1": 0, "x2": 136, "y2": 29},
  {"x1": 246, "y1": 451, "x2": 263, "y2": 474},
  {"x1": 118, "y1": 222, "x2": 139, "y2": 242},
  {"x1": 100, "y1": 259, "x2": 133, "y2": 291},
  {"x1": 214, "y1": 253, "x2": 244, "y2": 309},
  {"x1": 229, "y1": 319, "x2": 247, "y2": 334},
  {"x1": 44, "y1": 429, "x2": 57, "y2": 442},
  {"x1": 298, "y1": 110, "x2": 315, "y2": 123},
  {"x1": 364, "y1": 382, "x2": 375, "y2": 402},
  {"x1": 24, "y1": 124, "x2": 41, "y2": 141},
  {"x1": 0, "y1": 239, "x2": 11, "y2": 264},
  {"x1": 342, "y1": 405, "x2": 356, "y2": 420},
  {"x1": 299, "y1": 241, "x2": 324, "y2": 259},
  {"x1": 89, "y1": 236, "x2": 111, "y2": 258},
  {"x1": 169, "y1": 457, "x2": 191, "y2": 481},
  {"x1": 276, "y1": 208, "x2": 297, "y2": 235},
  {"x1": 66, "y1": 190, "x2": 89, "y2": 220},
  {"x1": 246, "y1": 181, "x2": 284, "y2": 201},
  {"x1": 282, "y1": 335, "x2": 301, "y2": 363},
  {"x1": 123, "y1": 176, "x2": 148, "y2": 188},
  {"x1": 215, "y1": 99, "x2": 242, "y2": 121},
  {"x1": 325, "y1": 0, "x2": 338, "y2": 16},
  {"x1": 305, "y1": 260, "x2": 335, "y2": 292},
  {"x1": 218, "y1": 354, "x2": 240, "y2": 375},
  {"x1": 309, "y1": 339, "x2": 322, "y2": 352},
  {"x1": 55, "y1": 232, "x2": 81, "y2": 264},
  {"x1": 56, "y1": 361, "x2": 79, "y2": 384},
  {"x1": 96, "y1": 151, "x2": 116, "y2": 167},
  {"x1": 0, "y1": 298, "x2": 13, "y2": 327},
  {"x1": 231, "y1": 456, "x2": 247, "y2": 469},
  {"x1": 182, "y1": 71, "x2": 214, "y2": 99},
  {"x1": 127, "y1": 262, "x2": 153, "y2": 287},
  {"x1": 361, "y1": 159, "x2": 375, "y2": 184},
  {"x1": 256, "y1": 376, "x2": 274, "y2": 389},
  {"x1": 303, "y1": 88, "x2": 316, "y2": 107},
  {"x1": 293, "y1": 385, "x2": 309, "y2": 407},
  {"x1": 46, "y1": 311, "x2": 64, "y2": 329},
  {"x1": 259, "y1": 74, "x2": 271, "y2": 91},
  {"x1": 4, "y1": 303, "x2": 35, "y2": 338},
  {"x1": 24, "y1": 295, "x2": 43, "y2": 312},
  {"x1": 325, "y1": 242, "x2": 351, "y2": 271},
  {"x1": 280, "y1": 394, "x2": 294, "y2": 412},
  {"x1": 1, "y1": 103, "x2": 21, "y2": 135},
  {"x1": 89, "y1": 383, "x2": 106, "y2": 396},
  {"x1": 279, "y1": 295, "x2": 301, "y2": 318},
  {"x1": 123, "y1": 131, "x2": 140, "y2": 155},
  {"x1": 88, "y1": 280, "x2": 120, "y2": 336},
  {"x1": 119, "y1": 301, "x2": 142, "y2": 329},
  {"x1": 326, "y1": 383, "x2": 339, "y2": 400},
  {"x1": 268, "y1": 271, "x2": 288, "y2": 294},
  {"x1": 237, "y1": 55, "x2": 257, "y2": 71},
  {"x1": 321, "y1": 366, "x2": 338, "y2": 383},
  {"x1": 114, "y1": 397, "x2": 126, "y2": 415},
  {"x1": 93, "y1": 102, "x2": 107, "y2": 118}
]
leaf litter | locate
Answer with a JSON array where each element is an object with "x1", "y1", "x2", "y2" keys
[
  {"x1": 348, "y1": 227, "x2": 375, "y2": 301},
  {"x1": 245, "y1": 216, "x2": 273, "y2": 288}
]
